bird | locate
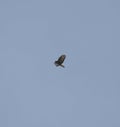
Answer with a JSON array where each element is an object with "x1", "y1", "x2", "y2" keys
[{"x1": 54, "y1": 54, "x2": 66, "y2": 68}]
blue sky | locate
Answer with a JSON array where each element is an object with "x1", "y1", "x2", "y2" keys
[{"x1": 0, "y1": 0, "x2": 120, "y2": 127}]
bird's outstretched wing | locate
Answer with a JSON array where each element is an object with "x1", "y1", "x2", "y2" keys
[{"x1": 57, "y1": 55, "x2": 66, "y2": 64}]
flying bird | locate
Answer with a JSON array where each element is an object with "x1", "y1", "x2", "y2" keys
[{"x1": 54, "y1": 54, "x2": 66, "y2": 68}]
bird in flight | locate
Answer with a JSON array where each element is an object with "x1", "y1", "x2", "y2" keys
[{"x1": 54, "y1": 54, "x2": 66, "y2": 68}]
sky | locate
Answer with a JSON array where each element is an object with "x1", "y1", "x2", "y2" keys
[{"x1": 0, "y1": 0, "x2": 120, "y2": 127}]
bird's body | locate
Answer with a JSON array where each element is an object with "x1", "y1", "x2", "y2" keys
[{"x1": 54, "y1": 55, "x2": 66, "y2": 68}]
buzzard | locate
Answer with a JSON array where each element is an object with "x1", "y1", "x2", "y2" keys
[{"x1": 54, "y1": 54, "x2": 66, "y2": 68}]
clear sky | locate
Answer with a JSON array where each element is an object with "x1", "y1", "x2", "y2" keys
[{"x1": 0, "y1": 0, "x2": 120, "y2": 127}]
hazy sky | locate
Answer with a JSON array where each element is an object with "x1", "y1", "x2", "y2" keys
[{"x1": 0, "y1": 0, "x2": 120, "y2": 127}]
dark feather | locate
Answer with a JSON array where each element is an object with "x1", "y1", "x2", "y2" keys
[
  {"x1": 54, "y1": 54, "x2": 66, "y2": 67},
  {"x1": 57, "y1": 55, "x2": 66, "y2": 64}
]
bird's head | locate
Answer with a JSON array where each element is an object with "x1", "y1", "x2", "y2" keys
[{"x1": 54, "y1": 61, "x2": 59, "y2": 66}]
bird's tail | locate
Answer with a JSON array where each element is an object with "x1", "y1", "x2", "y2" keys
[{"x1": 60, "y1": 64, "x2": 65, "y2": 68}]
